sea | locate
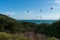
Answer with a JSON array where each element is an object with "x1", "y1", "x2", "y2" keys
[{"x1": 18, "y1": 20, "x2": 57, "y2": 24}]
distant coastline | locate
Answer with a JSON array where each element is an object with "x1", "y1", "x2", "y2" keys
[{"x1": 18, "y1": 20, "x2": 57, "y2": 24}]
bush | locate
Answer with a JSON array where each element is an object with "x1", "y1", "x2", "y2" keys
[
  {"x1": 0, "y1": 32, "x2": 31, "y2": 40},
  {"x1": 0, "y1": 32, "x2": 11, "y2": 40},
  {"x1": 47, "y1": 37, "x2": 58, "y2": 40}
]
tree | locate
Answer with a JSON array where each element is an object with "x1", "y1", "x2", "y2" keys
[
  {"x1": 50, "y1": 20, "x2": 60, "y2": 38},
  {"x1": 0, "y1": 14, "x2": 23, "y2": 33},
  {"x1": 35, "y1": 23, "x2": 49, "y2": 34}
]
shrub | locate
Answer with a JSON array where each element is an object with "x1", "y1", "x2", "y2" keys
[
  {"x1": 0, "y1": 32, "x2": 11, "y2": 40},
  {"x1": 47, "y1": 37, "x2": 58, "y2": 40},
  {"x1": 0, "y1": 32, "x2": 31, "y2": 40}
]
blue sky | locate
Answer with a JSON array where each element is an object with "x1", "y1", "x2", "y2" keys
[{"x1": 0, "y1": 0, "x2": 60, "y2": 20}]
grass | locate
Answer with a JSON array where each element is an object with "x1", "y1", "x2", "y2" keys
[
  {"x1": 47, "y1": 37, "x2": 58, "y2": 40},
  {"x1": 0, "y1": 32, "x2": 58, "y2": 40},
  {"x1": 0, "y1": 32, "x2": 31, "y2": 40}
]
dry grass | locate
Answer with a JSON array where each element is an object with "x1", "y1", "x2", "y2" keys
[{"x1": 0, "y1": 32, "x2": 31, "y2": 40}]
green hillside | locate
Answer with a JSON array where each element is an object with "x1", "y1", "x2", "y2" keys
[
  {"x1": 0, "y1": 14, "x2": 36, "y2": 33},
  {"x1": 0, "y1": 14, "x2": 60, "y2": 39},
  {"x1": 0, "y1": 14, "x2": 23, "y2": 33}
]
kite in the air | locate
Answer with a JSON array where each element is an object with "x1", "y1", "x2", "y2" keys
[
  {"x1": 27, "y1": 11, "x2": 29, "y2": 13},
  {"x1": 50, "y1": 7, "x2": 53, "y2": 10},
  {"x1": 40, "y1": 9, "x2": 42, "y2": 12}
]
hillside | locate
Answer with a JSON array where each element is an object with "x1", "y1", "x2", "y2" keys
[
  {"x1": 0, "y1": 14, "x2": 60, "y2": 39},
  {"x1": 0, "y1": 14, "x2": 36, "y2": 33},
  {"x1": 0, "y1": 14, "x2": 23, "y2": 33}
]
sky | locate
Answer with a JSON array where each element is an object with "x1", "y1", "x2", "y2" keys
[{"x1": 0, "y1": 0, "x2": 60, "y2": 20}]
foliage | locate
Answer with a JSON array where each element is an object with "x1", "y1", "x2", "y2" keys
[
  {"x1": 50, "y1": 20, "x2": 60, "y2": 38},
  {"x1": 21, "y1": 22, "x2": 37, "y2": 32},
  {"x1": 0, "y1": 32, "x2": 11, "y2": 40},
  {"x1": 0, "y1": 14, "x2": 23, "y2": 33},
  {"x1": 47, "y1": 37, "x2": 58, "y2": 40},
  {"x1": 35, "y1": 23, "x2": 50, "y2": 34},
  {"x1": 0, "y1": 14, "x2": 60, "y2": 38},
  {"x1": 0, "y1": 32, "x2": 31, "y2": 40}
]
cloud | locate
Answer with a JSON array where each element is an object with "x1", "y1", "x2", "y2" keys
[
  {"x1": 54, "y1": 0, "x2": 60, "y2": 5},
  {"x1": 0, "y1": 10, "x2": 60, "y2": 20},
  {"x1": 0, "y1": 11, "x2": 37, "y2": 20},
  {"x1": 0, "y1": 11, "x2": 17, "y2": 19},
  {"x1": 43, "y1": 13, "x2": 60, "y2": 20},
  {"x1": 52, "y1": 0, "x2": 60, "y2": 8},
  {"x1": 1, "y1": 11, "x2": 16, "y2": 16}
]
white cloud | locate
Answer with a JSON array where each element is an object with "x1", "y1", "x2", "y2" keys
[
  {"x1": 1, "y1": 11, "x2": 16, "y2": 16},
  {"x1": 43, "y1": 13, "x2": 60, "y2": 20},
  {"x1": 0, "y1": 11, "x2": 17, "y2": 19},
  {"x1": 0, "y1": 10, "x2": 60, "y2": 20},
  {"x1": 52, "y1": 0, "x2": 60, "y2": 8},
  {"x1": 54, "y1": 0, "x2": 60, "y2": 5}
]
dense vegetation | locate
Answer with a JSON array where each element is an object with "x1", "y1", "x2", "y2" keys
[{"x1": 0, "y1": 14, "x2": 60, "y2": 39}]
